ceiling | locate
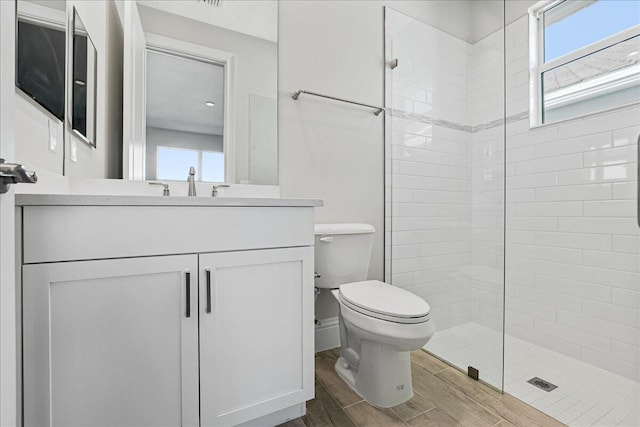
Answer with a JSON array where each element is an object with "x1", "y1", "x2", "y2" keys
[
  {"x1": 146, "y1": 50, "x2": 225, "y2": 135},
  {"x1": 136, "y1": 0, "x2": 278, "y2": 42},
  {"x1": 402, "y1": 0, "x2": 538, "y2": 44}
]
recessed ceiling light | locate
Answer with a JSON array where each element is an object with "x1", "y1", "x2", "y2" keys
[
  {"x1": 74, "y1": 80, "x2": 86, "y2": 86},
  {"x1": 205, "y1": 101, "x2": 215, "y2": 107}
]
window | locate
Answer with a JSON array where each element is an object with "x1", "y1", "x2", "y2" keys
[
  {"x1": 529, "y1": 0, "x2": 640, "y2": 125},
  {"x1": 156, "y1": 146, "x2": 224, "y2": 183}
]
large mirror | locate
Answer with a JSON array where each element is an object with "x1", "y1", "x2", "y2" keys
[
  {"x1": 16, "y1": 0, "x2": 66, "y2": 123},
  {"x1": 145, "y1": 49, "x2": 225, "y2": 182},
  {"x1": 71, "y1": 7, "x2": 97, "y2": 147},
  {"x1": 15, "y1": 0, "x2": 106, "y2": 177},
  {"x1": 15, "y1": 0, "x2": 67, "y2": 176},
  {"x1": 14, "y1": 0, "x2": 279, "y2": 187},
  {"x1": 127, "y1": 0, "x2": 278, "y2": 185}
]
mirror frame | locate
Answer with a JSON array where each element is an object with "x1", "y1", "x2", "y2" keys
[
  {"x1": 127, "y1": 31, "x2": 237, "y2": 183},
  {"x1": 69, "y1": 6, "x2": 97, "y2": 148}
]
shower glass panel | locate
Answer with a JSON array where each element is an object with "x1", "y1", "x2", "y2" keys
[
  {"x1": 386, "y1": 2, "x2": 639, "y2": 424},
  {"x1": 385, "y1": 3, "x2": 505, "y2": 391},
  {"x1": 503, "y1": 3, "x2": 640, "y2": 424}
]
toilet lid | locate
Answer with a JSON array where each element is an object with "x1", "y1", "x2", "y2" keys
[{"x1": 339, "y1": 280, "x2": 430, "y2": 320}]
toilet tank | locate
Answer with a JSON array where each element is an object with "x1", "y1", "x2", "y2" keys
[{"x1": 314, "y1": 223, "x2": 375, "y2": 289}]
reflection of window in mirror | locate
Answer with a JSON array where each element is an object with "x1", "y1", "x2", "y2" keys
[
  {"x1": 156, "y1": 146, "x2": 224, "y2": 182},
  {"x1": 145, "y1": 49, "x2": 225, "y2": 182}
]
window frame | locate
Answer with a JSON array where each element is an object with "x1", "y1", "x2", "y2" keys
[{"x1": 528, "y1": 0, "x2": 640, "y2": 127}]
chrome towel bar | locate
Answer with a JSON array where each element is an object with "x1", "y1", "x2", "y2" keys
[{"x1": 291, "y1": 90, "x2": 385, "y2": 116}]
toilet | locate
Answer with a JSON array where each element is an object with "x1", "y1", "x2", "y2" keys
[{"x1": 314, "y1": 223, "x2": 435, "y2": 408}]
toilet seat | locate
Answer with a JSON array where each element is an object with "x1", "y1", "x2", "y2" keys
[{"x1": 338, "y1": 280, "x2": 430, "y2": 324}]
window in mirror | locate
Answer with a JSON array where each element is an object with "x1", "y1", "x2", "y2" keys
[
  {"x1": 71, "y1": 7, "x2": 97, "y2": 146},
  {"x1": 16, "y1": 1, "x2": 66, "y2": 120},
  {"x1": 156, "y1": 146, "x2": 224, "y2": 183},
  {"x1": 145, "y1": 49, "x2": 225, "y2": 182}
]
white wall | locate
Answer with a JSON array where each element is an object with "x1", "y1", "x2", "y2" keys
[
  {"x1": 14, "y1": 0, "x2": 65, "y2": 175},
  {"x1": 15, "y1": 92, "x2": 64, "y2": 175},
  {"x1": 469, "y1": 28, "x2": 505, "y2": 332},
  {"x1": 278, "y1": 1, "x2": 483, "y2": 342},
  {"x1": 15, "y1": 0, "x2": 122, "y2": 179},
  {"x1": 64, "y1": 0, "x2": 123, "y2": 179},
  {"x1": 136, "y1": 0, "x2": 277, "y2": 43},
  {"x1": 279, "y1": 1, "x2": 400, "y2": 325},
  {"x1": 502, "y1": 16, "x2": 640, "y2": 383}
]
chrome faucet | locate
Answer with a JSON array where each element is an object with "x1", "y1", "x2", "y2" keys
[
  {"x1": 211, "y1": 184, "x2": 229, "y2": 197},
  {"x1": 187, "y1": 167, "x2": 196, "y2": 196},
  {"x1": 149, "y1": 182, "x2": 170, "y2": 196}
]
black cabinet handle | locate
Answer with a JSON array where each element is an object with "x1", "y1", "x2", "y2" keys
[
  {"x1": 185, "y1": 272, "x2": 191, "y2": 318},
  {"x1": 205, "y1": 268, "x2": 212, "y2": 314}
]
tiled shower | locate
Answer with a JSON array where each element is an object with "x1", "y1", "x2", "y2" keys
[{"x1": 385, "y1": 3, "x2": 639, "y2": 426}]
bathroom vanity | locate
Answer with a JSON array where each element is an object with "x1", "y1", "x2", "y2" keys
[{"x1": 16, "y1": 195, "x2": 321, "y2": 427}]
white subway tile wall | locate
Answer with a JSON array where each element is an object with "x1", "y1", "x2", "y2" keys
[
  {"x1": 469, "y1": 26, "x2": 505, "y2": 335},
  {"x1": 385, "y1": 8, "x2": 475, "y2": 338},
  {"x1": 504, "y1": 15, "x2": 640, "y2": 384},
  {"x1": 385, "y1": 7, "x2": 640, "y2": 409}
]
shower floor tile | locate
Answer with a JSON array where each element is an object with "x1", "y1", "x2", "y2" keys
[{"x1": 425, "y1": 322, "x2": 640, "y2": 427}]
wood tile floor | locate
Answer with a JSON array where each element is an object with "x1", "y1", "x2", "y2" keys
[{"x1": 279, "y1": 348, "x2": 566, "y2": 427}]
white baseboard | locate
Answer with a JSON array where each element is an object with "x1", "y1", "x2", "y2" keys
[
  {"x1": 315, "y1": 316, "x2": 340, "y2": 352},
  {"x1": 236, "y1": 403, "x2": 305, "y2": 427}
]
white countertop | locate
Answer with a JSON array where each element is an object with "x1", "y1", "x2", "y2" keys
[{"x1": 15, "y1": 194, "x2": 323, "y2": 207}]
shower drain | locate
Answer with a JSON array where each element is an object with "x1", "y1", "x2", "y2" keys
[{"x1": 527, "y1": 377, "x2": 558, "y2": 392}]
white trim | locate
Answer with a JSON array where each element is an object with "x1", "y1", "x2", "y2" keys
[
  {"x1": 235, "y1": 404, "x2": 305, "y2": 427},
  {"x1": 540, "y1": 25, "x2": 640, "y2": 73},
  {"x1": 0, "y1": 2, "x2": 17, "y2": 425},
  {"x1": 536, "y1": 0, "x2": 596, "y2": 24},
  {"x1": 528, "y1": 9, "x2": 542, "y2": 128},
  {"x1": 64, "y1": 3, "x2": 73, "y2": 160},
  {"x1": 315, "y1": 316, "x2": 340, "y2": 352},
  {"x1": 529, "y1": 99, "x2": 640, "y2": 130},
  {"x1": 122, "y1": 1, "x2": 147, "y2": 180},
  {"x1": 144, "y1": 33, "x2": 236, "y2": 184},
  {"x1": 67, "y1": 7, "x2": 97, "y2": 149},
  {"x1": 16, "y1": 1, "x2": 65, "y2": 31},
  {"x1": 529, "y1": 0, "x2": 640, "y2": 126},
  {"x1": 528, "y1": 0, "x2": 563, "y2": 19},
  {"x1": 545, "y1": 64, "x2": 640, "y2": 109}
]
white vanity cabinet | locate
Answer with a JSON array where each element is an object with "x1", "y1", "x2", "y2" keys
[
  {"x1": 199, "y1": 247, "x2": 313, "y2": 426},
  {"x1": 22, "y1": 255, "x2": 200, "y2": 427},
  {"x1": 17, "y1": 196, "x2": 320, "y2": 427}
]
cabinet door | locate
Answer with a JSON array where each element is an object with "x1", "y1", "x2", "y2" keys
[
  {"x1": 199, "y1": 247, "x2": 314, "y2": 427},
  {"x1": 22, "y1": 255, "x2": 199, "y2": 427}
]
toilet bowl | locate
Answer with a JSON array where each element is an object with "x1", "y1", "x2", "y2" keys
[
  {"x1": 314, "y1": 224, "x2": 435, "y2": 408},
  {"x1": 332, "y1": 280, "x2": 434, "y2": 408}
]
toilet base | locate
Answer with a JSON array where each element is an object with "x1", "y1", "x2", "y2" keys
[{"x1": 334, "y1": 340, "x2": 414, "y2": 408}]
